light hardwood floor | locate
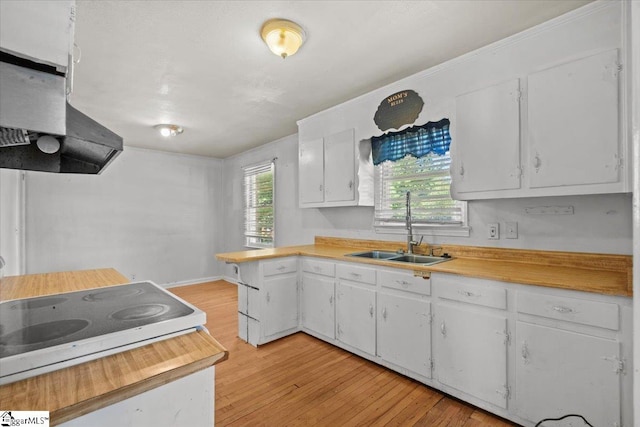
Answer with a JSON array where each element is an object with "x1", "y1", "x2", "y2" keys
[{"x1": 170, "y1": 280, "x2": 518, "y2": 427}]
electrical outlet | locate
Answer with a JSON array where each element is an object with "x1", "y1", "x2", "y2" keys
[
  {"x1": 487, "y1": 223, "x2": 499, "y2": 240},
  {"x1": 505, "y1": 221, "x2": 518, "y2": 239}
]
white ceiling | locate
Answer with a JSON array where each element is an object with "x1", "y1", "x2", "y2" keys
[{"x1": 71, "y1": 0, "x2": 592, "y2": 159}]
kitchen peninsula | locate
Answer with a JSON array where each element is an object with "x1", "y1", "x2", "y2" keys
[{"x1": 0, "y1": 268, "x2": 228, "y2": 426}]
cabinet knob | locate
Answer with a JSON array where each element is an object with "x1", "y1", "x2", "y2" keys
[
  {"x1": 329, "y1": 295, "x2": 333, "y2": 305},
  {"x1": 440, "y1": 321, "x2": 446, "y2": 337},
  {"x1": 348, "y1": 180, "x2": 353, "y2": 190},
  {"x1": 382, "y1": 307, "x2": 387, "y2": 320},
  {"x1": 319, "y1": 184, "x2": 323, "y2": 191},
  {"x1": 459, "y1": 164, "x2": 465, "y2": 176},
  {"x1": 369, "y1": 304, "x2": 374, "y2": 317}
]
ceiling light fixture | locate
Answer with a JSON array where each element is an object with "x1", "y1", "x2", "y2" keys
[
  {"x1": 260, "y1": 18, "x2": 306, "y2": 59},
  {"x1": 154, "y1": 124, "x2": 184, "y2": 137}
]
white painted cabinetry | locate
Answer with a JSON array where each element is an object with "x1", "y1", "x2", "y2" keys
[
  {"x1": 433, "y1": 274, "x2": 509, "y2": 409},
  {"x1": 300, "y1": 258, "x2": 336, "y2": 340},
  {"x1": 297, "y1": 117, "x2": 374, "y2": 208},
  {"x1": 235, "y1": 256, "x2": 632, "y2": 426},
  {"x1": 527, "y1": 49, "x2": 621, "y2": 190},
  {"x1": 237, "y1": 258, "x2": 298, "y2": 346},
  {"x1": 515, "y1": 291, "x2": 624, "y2": 427},
  {"x1": 453, "y1": 79, "x2": 521, "y2": 194},
  {"x1": 451, "y1": 49, "x2": 628, "y2": 200},
  {"x1": 436, "y1": 304, "x2": 509, "y2": 408},
  {"x1": 0, "y1": 0, "x2": 75, "y2": 72},
  {"x1": 298, "y1": 138, "x2": 324, "y2": 204},
  {"x1": 377, "y1": 269, "x2": 432, "y2": 379},
  {"x1": 335, "y1": 263, "x2": 377, "y2": 355},
  {"x1": 298, "y1": 128, "x2": 362, "y2": 207}
]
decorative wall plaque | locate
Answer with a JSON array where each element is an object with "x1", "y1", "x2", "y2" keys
[{"x1": 373, "y1": 90, "x2": 424, "y2": 131}]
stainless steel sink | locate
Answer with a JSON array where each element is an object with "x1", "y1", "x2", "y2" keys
[
  {"x1": 346, "y1": 250, "x2": 400, "y2": 259},
  {"x1": 345, "y1": 251, "x2": 451, "y2": 265}
]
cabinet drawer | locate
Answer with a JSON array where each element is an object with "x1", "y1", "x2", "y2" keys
[
  {"x1": 437, "y1": 277, "x2": 506, "y2": 310},
  {"x1": 379, "y1": 269, "x2": 430, "y2": 295},
  {"x1": 337, "y1": 263, "x2": 376, "y2": 285},
  {"x1": 517, "y1": 292, "x2": 619, "y2": 330},
  {"x1": 302, "y1": 258, "x2": 335, "y2": 277},
  {"x1": 263, "y1": 258, "x2": 298, "y2": 276}
]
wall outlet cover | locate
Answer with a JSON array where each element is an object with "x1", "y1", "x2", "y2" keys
[
  {"x1": 505, "y1": 221, "x2": 518, "y2": 239},
  {"x1": 488, "y1": 223, "x2": 499, "y2": 239}
]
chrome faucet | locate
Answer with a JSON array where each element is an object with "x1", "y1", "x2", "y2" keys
[{"x1": 405, "y1": 191, "x2": 423, "y2": 254}]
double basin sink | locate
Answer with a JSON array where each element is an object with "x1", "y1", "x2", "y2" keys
[{"x1": 345, "y1": 250, "x2": 451, "y2": 266}]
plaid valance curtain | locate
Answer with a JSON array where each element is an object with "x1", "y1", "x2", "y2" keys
[{"x1": 371, "y1": 118, "x2": 451, "y2": 165}]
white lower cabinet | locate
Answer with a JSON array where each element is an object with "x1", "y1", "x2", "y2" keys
[
  {"x1": 301, "y1": 273, "x2": 335, "y2": 339},
  {"x1": 515, "y1": 322, "x2": 621, "y2": 427},
  {"x1": 435, "y1": 303, "x2": 509, "y2": 409},
  {"x1": 236, "y1": 258, "x2": 299, "y2": 346},
  {"x1": 263, "y1": 274, "x2": 299, "y2": 339},
  {"x1": 234, "y1": 257, "x2": 632, "y2": 427},
  {"x1": 377, "y1": 292, "x2": 431, "y2": 378},
  {"x1": 336, "y1": 281, "x2": 376, "y2": 356}
]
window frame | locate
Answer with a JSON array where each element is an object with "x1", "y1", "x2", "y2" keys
[
  {"x1": 243, "y1": 160, "x2": 275, "y2": 249},
  {"x1": 374, "y1": 153, "x2": 469, "y2": 238}
]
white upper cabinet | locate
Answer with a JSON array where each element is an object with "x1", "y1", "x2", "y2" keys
[
  {"x1": 324, "y1": 129, "x2": 356, "y2": 203},
  {"x1": 297, "y1": 118, "x2": 374, "y2": 208},
  {"x1": 452, "y1": 79, "x2": 521, "y2": 195},
  {"x1": 298, "y1": 138, "x2": 325, "y2": 204},
  {"x1": 451, "y1": 49, "x2": 628, "y2": 200},
  {"x1": 527, "y1": 49, "x2": 620, "y2": 189},
  {"x1": 0, "y1": 1, "x2": 75, "y2": 72}
]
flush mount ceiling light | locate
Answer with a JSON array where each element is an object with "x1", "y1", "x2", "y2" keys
[
  {"x1": 260, "y1": 18, "x2": 306, "y2": 59},
  {"x1": 154, "y1": 124, "x2": 184, "y2": 137}
]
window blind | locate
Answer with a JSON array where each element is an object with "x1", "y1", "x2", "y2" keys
[
  {"x1": 375, "y1": 153, "x2": 464, "y2": 226},
  {"x1": 243, "y1": 161, "x2": 274, "y2": 248}
]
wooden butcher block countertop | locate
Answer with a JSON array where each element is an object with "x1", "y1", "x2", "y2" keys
[
  {"x1": 0, "y1": 268, "x2": 228, "y2": 426},
  {"x1": 217, "y1": 236, "x2": 633, "y2": 297}
]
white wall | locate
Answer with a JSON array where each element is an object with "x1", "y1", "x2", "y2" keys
[
  {"x1": 22, "y1": 147, "x2": 224, "y2": 286},
  {"x1": 0, "y1": 169, "x2": 25, "y2": 276}
]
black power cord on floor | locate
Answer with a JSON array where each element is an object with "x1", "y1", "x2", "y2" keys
[{"x1": 535, "y1": 414, "x2": 594, "y2": 427}]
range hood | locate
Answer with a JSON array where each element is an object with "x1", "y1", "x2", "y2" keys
[{"x1": 0, "y1": 54, "x2": 123, "y2": 174}]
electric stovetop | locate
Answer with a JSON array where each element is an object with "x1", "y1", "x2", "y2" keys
[{"x1": 0, "y1": 281, "x2": 206, "y2": 384}]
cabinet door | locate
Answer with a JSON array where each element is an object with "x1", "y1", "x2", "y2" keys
[
  {"x1": 263, "y1": 274, "x2": 298, "y2": 338},
  {"x1": 301, "y1": 274, "x2": 335, "y2": 339},
  {"x1": 299, "y1": 137, "x2": 324, "y2": 204},
  {"x1": 527, "y1": 49, "x2": 620, "y2": 188},
  {"x1": 515, "y1": 321, "x2": 621, "y2": 427},
  {"x1": 435, "y1": 304, "x2": 508, "y2": 408},
  {"x1": 378, "y1": 293, "x2": 431, "y2": 378},
  {"x1": 324, "y1": 129, "x2": 356, "y2": 203},
  {"x1": 453, "y1": 79, "x2": 521, "y2": 194},
  {"x1": 0, "y1": 1, "x2": 74, "y2": 71},
  {"x1": 336, "y1": 282, "x2": 376, "y2": 355}
]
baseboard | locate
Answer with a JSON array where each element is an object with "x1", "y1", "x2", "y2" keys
[
  {"x1": 162, "y1": 276, "x2": 223, "y2": 289},
  {"x1": 222, "y1": 275, "x2": 239, "y2": 285}
]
